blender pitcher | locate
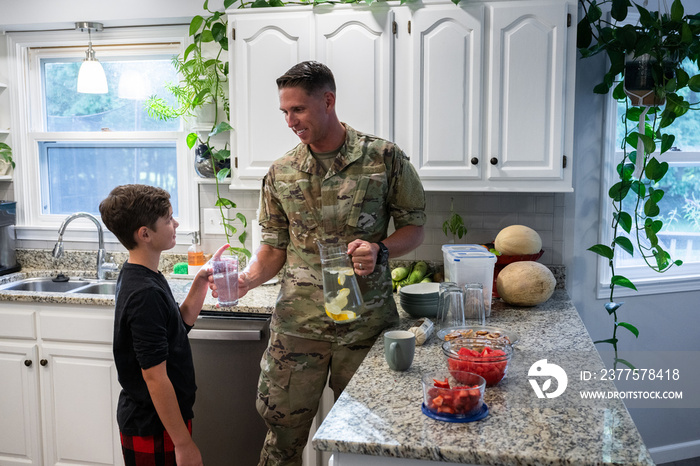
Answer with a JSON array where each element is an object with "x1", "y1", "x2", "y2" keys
[{"x1": 318, "y1": 242, "x2": 364, "y2": 323}]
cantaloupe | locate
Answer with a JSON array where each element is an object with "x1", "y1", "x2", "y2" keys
[
  {"x1": 494, "y1": 225, "x2": 542, "y2": 255},
  {"x1": 496, "y1": 261, "x2": 555, "y2": 307}
]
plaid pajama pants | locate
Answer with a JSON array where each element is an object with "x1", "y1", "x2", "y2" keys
[{"x1": 120, "y1": 419, "x2": 192, "y2": 466}]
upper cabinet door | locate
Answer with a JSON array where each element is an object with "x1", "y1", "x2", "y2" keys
[
  {"x1": 316, "y1": 7, "x2": 394, "y2": 141},
  {"x1": 230, "y1": 11, "x2": 313, "y2": 189},
  {"x1": 485, "y1": 1, "x2": 569, "y2": 183},
  {"x1": 405, "y1": 4, "x2": 483, "y2": 183}
]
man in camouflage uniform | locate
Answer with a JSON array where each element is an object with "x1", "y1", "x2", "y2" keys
[{"x1": 236, "y1": 61, "x2": 425, "y2": 466}]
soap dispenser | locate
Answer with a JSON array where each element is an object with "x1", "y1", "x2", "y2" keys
[{"x1": 188, "y1": 231, "x2": 205, "y2": 275}]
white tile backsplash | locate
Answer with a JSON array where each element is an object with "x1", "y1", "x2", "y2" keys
[{"x1": 198, "y1": 185, "x2": 564, "y2": 266}]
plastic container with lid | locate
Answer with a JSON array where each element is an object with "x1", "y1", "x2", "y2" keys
[{"x1": 441, "y1": 244, "x2": 496, "y2": 316}]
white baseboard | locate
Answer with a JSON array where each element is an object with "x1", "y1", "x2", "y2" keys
[{"x1": 649, "y1": 439, "x2": 700, "y2": 464}]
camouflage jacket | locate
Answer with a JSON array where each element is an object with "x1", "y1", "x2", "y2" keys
[{"x1": 259, "y1": 124, "x2": 426, "y2": 344}]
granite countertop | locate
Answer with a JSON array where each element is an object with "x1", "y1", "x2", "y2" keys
[
  {"x1": 312, "y1": 290, "x2": 654, "y2": 466},
  {"x1": 0, "y1": 269, "x2": 278, "y2": 314},
  {"x1": 0, "y1": 257, "x2": 652, "y2": 465}
]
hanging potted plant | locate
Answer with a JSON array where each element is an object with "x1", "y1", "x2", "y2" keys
[
  {"x1": 146, "y1": 0, "x2": 250, "y2": 261},
  {"x1": 0, "y1": 142, "x2": 14, "y2": 176},
  {"x1": 577, "y1": 0, "x2": 700, "y2": 367}
]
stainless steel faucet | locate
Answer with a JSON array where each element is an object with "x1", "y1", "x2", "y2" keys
[{"x1": 52, "y1": 212, "x2": 119, "y2": 280}]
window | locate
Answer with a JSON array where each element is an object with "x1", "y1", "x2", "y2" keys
[
  {"x1": 8, "y1": 26, "x2": 198, "y2": 242},
  {"x1": 600, "y1": 58, "x2": 700, "y2": 296}
]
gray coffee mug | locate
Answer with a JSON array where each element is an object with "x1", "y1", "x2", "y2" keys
[{"x1": 384, "y1": 330, "x2": 416, "y2": 371}]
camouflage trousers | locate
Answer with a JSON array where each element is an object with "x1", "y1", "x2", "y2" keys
[{"x1": 255, "y1": 331, "x2": 377, "y2": 466}]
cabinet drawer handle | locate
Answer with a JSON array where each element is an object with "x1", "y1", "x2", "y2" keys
[
  {"x1": 40, "y1": 359, "x2": 48, "y2": 366},
  {"x1": 471, "y1": 157, "x2": 479, "y2": 165},
  {"x1": 24, "y1": 359, "x2": 32, "y2": 367},
  {"x1": 490, "y1": 157, "x2": 498, "y2": 165}
]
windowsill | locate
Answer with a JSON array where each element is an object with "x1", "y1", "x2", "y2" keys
[{"x1": 596, "y1": 273, "x2": 700, "y2": 298}]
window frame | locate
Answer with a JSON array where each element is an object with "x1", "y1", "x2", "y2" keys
[
  {"x1": 596, "y1": 66, "x2": 700, "y2": 298},
  {"x1": 7, "y1": 26, "x2": 198, "y2": 246}
]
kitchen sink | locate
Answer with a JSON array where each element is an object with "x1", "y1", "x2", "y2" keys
[
  {"x1": 69, "y1": 282, "x2": 117, "y2": 295},
  {"x1": 0, "y1": 277, "x2": 117, "y2": 295}
]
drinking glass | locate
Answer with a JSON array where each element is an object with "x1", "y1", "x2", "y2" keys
[
  {"x1": 436, "y1": 282, "x2": 465, "y2": 338},
  {"x1": 211, "y1": 254, "x2": 239, "y2": 307},
  {"x1": 464, "y1": 283, "x2": 486, "y2": 326}
]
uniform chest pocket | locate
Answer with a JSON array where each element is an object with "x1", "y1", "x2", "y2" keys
[
  {"x1": 276, "y1": 177, "x2": 319, "y2": 240},
  {"x1": 346, "y1": 172, "x2": 388, "y2": 232}
]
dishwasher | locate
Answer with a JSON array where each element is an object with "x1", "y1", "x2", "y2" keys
[{"x1": 189, "y1": 310, "x2": 270, "y2": 466}]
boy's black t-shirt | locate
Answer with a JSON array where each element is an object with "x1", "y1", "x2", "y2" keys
[{"x1": 113, "y1": 262, "x2": 196, "y2": 436}]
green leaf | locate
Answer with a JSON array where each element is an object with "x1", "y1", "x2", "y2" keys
[
  {"x1": 593, "y1": 82, "x2": 611, "y2": 94},
  {"x1": 213, "y1": 149, "x2": 230, "y2": 161},
  {"x1": 229, "y1": 246, "x2": 252, "y2": 259},
  {"x1": 617, "y1": 322, "x2": 640, "y2": 338},
  {"x1": 211, "y1": 22, "x2": 226, "y2": 43},
  {"x1": 630, "y1": 180, "x2": 646, "y2": 198},
  {"x1": 222, "y1": 222, "x2": 237, "y2": 235},
  {"x1": 644, "y1": 198, "x2": 660, "y2": 217},
  {"x1": 577, "y1": 18, "x2": 593, "y2": 49},
  {"x1": 612, "y1": 82, "x2": 627, "y2": 100},
  {"x1": 637, "y1": 133, "x2": 656, "y2": 155},
  {"x1": 660, "y1": 134, "x2": 675, "y2": 154},
  {"x1": 186, "y1": 132, "x2": 199, "y2": 149},
  {"x1": 236, "y1": 212, "x2": 248, "y2": 227},
  {"x1": 189, "y1": 15, "x2": 204, "y2": 36},
  {"x1": 608, "y1": 181, "x2": 631, "y2": 202},
  {"x1": 645, "y1": 157, "x2": 668, "y2": 182},
  {"x1": 614, "y1": 236, "x2": 634, "y2": 256},
  {"x1": 649, "y1": 187, "x2": 664, "y2": 204},
  {"x1": 588, "y1": 244, "x2": 614, "y2": 260},
  {"x1": 611, "y1": 0, "x2": 630, "y2": 21},
  {"x1": 200, "y1": 30, "x2": 214, "y2": 42},
  {"x1": 618, "y1": 211, "x2": 633, "y2": 233},
  {"x1": 215, "y1": 197, "x2": 235, "y2": 208},
  {"x1": 594, "y1": 338, "x2": 619, "y2": 347},
  {"x1": 654, "y1": 248, "x2": 671, "y2": 269},
  {"x1": 183, "y1": 43, "x2": 197, "y2": 62},
  {"x1": 224, "y1": 0, "x2": 236, "y2": 8},
  {"x1": 689, "y1": 75, "x2": 700, "y2": 92},
  {"x1": 611, "y1": 275, "x2": 637, "y2": 291},
  {"x1": 670, "y1": 0, "x2": 684, "y2": 21},
  {"x1": 216, "y1": 168, "x2": 230, "y2": 181},
  {"x1": 209, "y1": 121, "x2": 233, "y2": 137}
]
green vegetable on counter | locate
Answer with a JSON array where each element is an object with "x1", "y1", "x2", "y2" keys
[
  {"x1": 408, "y1": 261, "x2": 428, "y2": 284},
  {"x1": 391, "y1": 266, "x2": 410, "y2": 281}
]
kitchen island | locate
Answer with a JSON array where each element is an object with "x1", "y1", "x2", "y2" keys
[
  {"x1": 0, "y1": 265, "x2": 654, "y2": 466},
  {"x1": 312, "y1": 289, "x2": 655, "y2": 466}
]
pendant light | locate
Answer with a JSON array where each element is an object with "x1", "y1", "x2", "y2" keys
[{"x1": 75, "y1": 22, "x2": 108, "y2": 94}]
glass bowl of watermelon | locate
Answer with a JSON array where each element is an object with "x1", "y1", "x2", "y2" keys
[
  {"x1": 442, "y1": 337, "x2": 513, "y2": 386},
  {"x1": 422, "y1": 371, "x2": 486, "y2": 419}
]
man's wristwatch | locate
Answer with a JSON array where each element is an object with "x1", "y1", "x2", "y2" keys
[{"x1": 376, "y1": 241, "x2": 389, "y2": 265}]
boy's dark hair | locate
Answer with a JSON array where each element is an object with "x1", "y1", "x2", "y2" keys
[
  {"x1": 276, "y1": 61, "x2": 336, "y2": 96},
  {"x1": 99, "y1": 184, "x2": 171, "y2": 250}
]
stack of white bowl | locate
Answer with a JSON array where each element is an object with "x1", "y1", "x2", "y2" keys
[{"x1": 399, "y1": 282, "x2": 439, "y2": 318}]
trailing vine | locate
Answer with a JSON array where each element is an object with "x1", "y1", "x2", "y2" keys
[{"x1": 578, "y1": 0, "x2": 699, "y2": 367}]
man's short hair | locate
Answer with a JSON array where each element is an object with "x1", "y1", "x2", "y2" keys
[
  {"x1": 276, "y1": 61, "x2": 336, "y2": 95},
  {"x1": 99, "y1": 184, "x2": 171, "y2": 250}
]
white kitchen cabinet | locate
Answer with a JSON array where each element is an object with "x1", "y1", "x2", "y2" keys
[
  {"x1": 483, "y1": 0, "x2": 573, "y2": 189},
  {"x1": 394, "y1": 3, "x2": 484, "y2": 183},
  {"x1": 395, "y1": 0, "x2": 575, "y2": 192},
  {"x1": 228, "y1": 0, "x2": 576, "y2": 193},
  {"x1": 228, "y1": 5, "x2": 394, "y2": 189},
  {"x1": 0, "y1": 303, "x2": 122, "y2": 466}
]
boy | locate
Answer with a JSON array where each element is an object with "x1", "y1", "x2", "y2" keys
[{"x1": 100, "y1": 184, "x2": 227, "y2": 466}]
